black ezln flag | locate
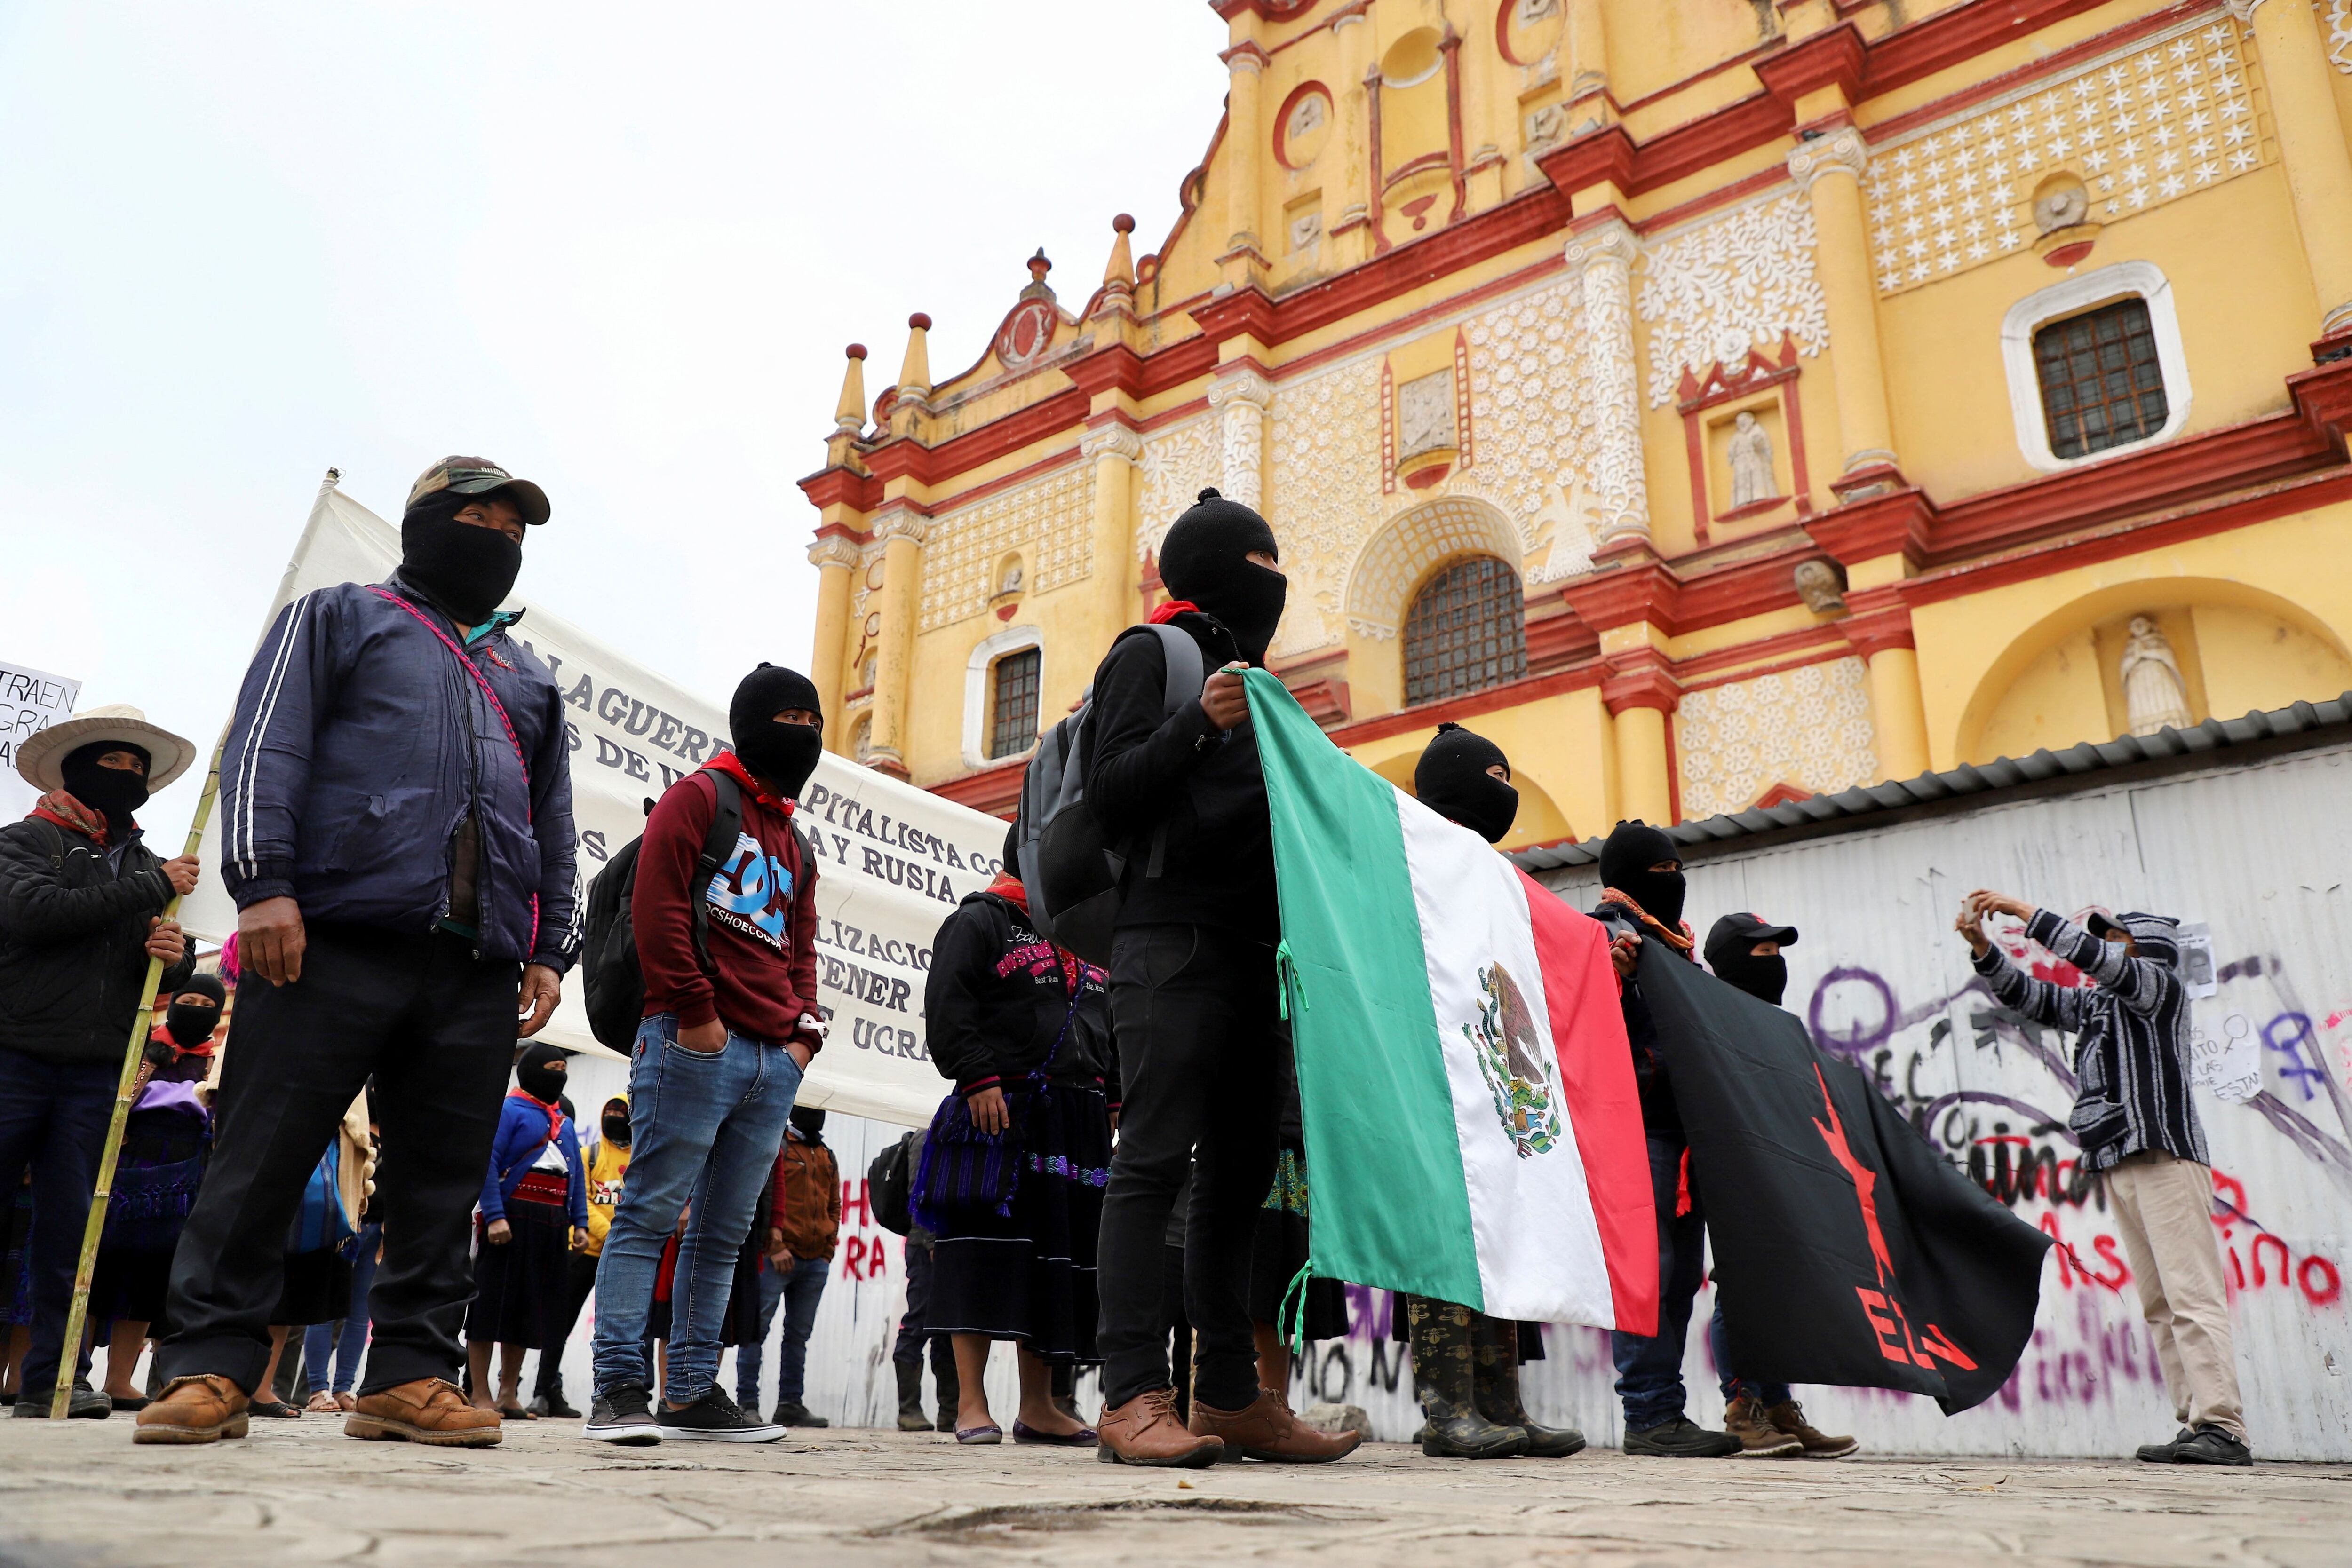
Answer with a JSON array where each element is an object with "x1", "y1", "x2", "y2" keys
[{"x1": 1637, "y1": 943, "x2": 2050, "y2": 1414}]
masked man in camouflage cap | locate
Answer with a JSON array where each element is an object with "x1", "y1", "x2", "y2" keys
[{"x1": 141, "y1": 459, "x2": 581, "y2": 1449}]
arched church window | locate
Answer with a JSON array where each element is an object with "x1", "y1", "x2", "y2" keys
[
  {"x1": 1403, "y1": 556, "x2": 1526, "y2": 706},
  {"x1": 988, "y1": 647, "x2": 1042, "y2": 760}
]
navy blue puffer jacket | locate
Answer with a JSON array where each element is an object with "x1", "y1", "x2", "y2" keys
[{"x1": 219, "y1": 574, "x2": 580, "y2": 970}]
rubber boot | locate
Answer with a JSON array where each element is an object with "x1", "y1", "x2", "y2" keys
[
  {"x1": 1406, "y1": 1295, "x2": 1526, "y2": 1459},
  {"x1": 893, "y1": 1359, "x2": 930, "y2": 1432},
  {"x1": 931, "y1": 1348, "x2": 961, "y2": 1434},
  {"x1": 1471, "y1": 1315, "x2": 1585, "y2": 1458}
]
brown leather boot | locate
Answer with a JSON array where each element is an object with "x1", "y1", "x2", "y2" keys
[
  {"x1": 345, "y1": 1378, "x2": 503, "y2": 1447},
  {"x1": 1765, "y1": 1399, "x2": 1858, "y2": 1458},
  {"x1": 1095, "y1": 1387, "x2": 1223, "y2": 1468},
  {"x1": 1723, "y1": 1394, "x2": 1802, "y2": 1457},
  {"x1": 132, "y1": 1375, "x2": 249, "y2": 1445},
  {"x1": 1188, "y1": 1387, "x2": 1362, "y2": 1464}
]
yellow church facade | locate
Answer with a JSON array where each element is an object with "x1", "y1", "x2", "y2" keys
[{"x1": 799, "y1": 0, "x2": 2352, "y2": 850}]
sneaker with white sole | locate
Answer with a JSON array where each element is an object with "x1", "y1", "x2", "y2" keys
[
  {"x1": 657, "y1": 1386, "x2": 786, "y2": 1443},
  {"x1": 583, "y1": 1383, "x2": 662, "y2": 1445}
]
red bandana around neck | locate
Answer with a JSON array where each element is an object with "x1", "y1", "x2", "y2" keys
[
  {"x1": 986, "y1": 871, "x2": 1030, "y2": 912},
  {"x1": 29, "y1": 790, "x2": 114, "y2": 847},
  {"x1": 1147, "y1": 599, "x2": 1198, "y2": 625},
  {"x1": 1599, "y1": 887, "x2": 1697, "y2": 956},
  {"x1": 507, "y1": 1087, "x2": 565, "y2": 1146},
  {"x1": 707, "y1": 750, "x2": 795, "y2": 815}
]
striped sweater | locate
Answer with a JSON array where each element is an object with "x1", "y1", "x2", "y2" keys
[{"x1": 1972, "y1": 908, "x2": 2205, "y2": 1172}]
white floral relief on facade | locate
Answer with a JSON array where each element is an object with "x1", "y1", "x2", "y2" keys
[
  {"x1": 1635, "y1": 193, "x2": 1829, "y2": 408},
  {"x1": 2328, "y1": 2, "x2": 2352, "y2": 75},
  {"x1": 1341, "y1": 495, "x2": 1522, "y2": 642},
  {"x1": 916, "y1": 462, "x2": 1095, "y2": 633},
  {"x1": 1136, "y1": 417, "x2": 1221, "y2": 567},
  {"x1": 1462, "y1": 275, "x2": 1600, "y2": 583},
  {"x1": 1674, "y1": 658, "x2": 1878, "y2": 822},
  {"x1": 1266, "y1": 356, "x2": 1385, "y2": 657},
  {"x1": 1860, "y1": 15, "x2": 2277, "y2": 297}
]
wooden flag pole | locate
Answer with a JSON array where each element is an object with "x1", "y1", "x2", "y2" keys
[{"x1": 48, "y1": 736, "x2": 226, "y2": 1420}]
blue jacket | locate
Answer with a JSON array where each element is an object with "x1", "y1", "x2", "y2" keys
[
  {"x1": 480, "y1": 1093, "x2": 589, "y2": 1228},
  {"x1": 219, "y1": 575, "x2": 580, "y2": 970}
]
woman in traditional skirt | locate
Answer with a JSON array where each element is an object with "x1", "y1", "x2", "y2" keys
[
  {"x1": 90, "y1": 976, "x2": 224, "y2": 1408},
  {"x1": 467, "y1": 1044, "x2": 588, "y2": 1418},
  {"x1": 919, "y1": 842, "x2": 1114, "y2": 1446}
]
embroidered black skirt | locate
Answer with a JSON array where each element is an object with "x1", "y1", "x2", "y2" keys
[
  {"x1": 468, "y1": 1188, "x2": 572, "y2": 1348},
  {"x1": 929, "y1": 1082, "x2": 1111, "y2": 1363}
]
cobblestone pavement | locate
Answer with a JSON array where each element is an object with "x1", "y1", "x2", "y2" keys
[{"x1": 0, "y1": 1419, "x2": 2344, "y2": 1568}]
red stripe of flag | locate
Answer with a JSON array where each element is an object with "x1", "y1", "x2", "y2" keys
[{"x1": 1519, "y1": 871, "x2": 1659, "y2": 1337}]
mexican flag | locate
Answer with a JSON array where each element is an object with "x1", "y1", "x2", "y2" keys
[{"x1": 1248, "y1": 671, "x2": 1658, "y2": 1333}]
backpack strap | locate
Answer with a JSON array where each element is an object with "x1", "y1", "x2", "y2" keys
[
  {"x1": 688, "y1": 771, "x2": 744, "y2": 974},
  {"x1": 1141, "y1": 621, "x2": 1211, "y2": 879}
]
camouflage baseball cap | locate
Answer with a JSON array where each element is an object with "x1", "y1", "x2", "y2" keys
[{"x1": 406, "y1": 456, "x2": 551, "y2": 526}]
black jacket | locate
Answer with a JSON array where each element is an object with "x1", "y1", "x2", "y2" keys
[
  {"x1": 0, "y1": 816, "x2": 198, "y2": 1065},
  {"x1": 1079, "y1": 612, "x2": 1277, "y2": 943},
  {"x1": 1591, "y1": 901, "x2": 1689, "y2": 1134},
  {"x1": 924, "y1": 890, "x2": 1114, "y2": 1101}
]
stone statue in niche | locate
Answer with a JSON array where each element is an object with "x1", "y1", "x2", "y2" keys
[
  {"x1": 1727, "y1": 410, "x2": 1775, "y2": 507},
  {"x1": 1793, "y1": 559, "x2": 1846, "y2": 615},
  {"x1": 1398, "y1": 371, "x2": 1456, "y2": 460},
  {"x1": 998, "y1": 561, "x2": 1024, "y2": 596},
  {"x1": 2120, "y1": 615, "x2": 2194, "y2": 735}
]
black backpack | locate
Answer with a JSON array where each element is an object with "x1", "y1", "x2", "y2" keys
[
  {"x1": 580, "y1": 771, "x2": 744, "y2": 1050},
  {"x1": 1011, "y1": 622, "x2": 1205, "y2": 966},
  {"x1": 868, "y1": 1130, "x2": 920, "y2": 1237}
]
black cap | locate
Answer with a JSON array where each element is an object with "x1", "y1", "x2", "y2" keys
[{"x1": 1704, "y1": 912, "x2": 1799, "y2": 972}]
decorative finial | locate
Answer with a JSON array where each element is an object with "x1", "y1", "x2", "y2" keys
[
  {"x1": 834, "y1": 344, "x2": 869, "y2": 434},
  {"x1": 898, "y1": 314, "x2": 933, "y2": 400}
]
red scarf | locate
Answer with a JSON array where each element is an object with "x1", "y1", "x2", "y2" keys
[
  {"x1": 151, "y1": 1022, "x2": 216, "y2": 1061},
  {"x1": 707, "y1": 750, "x2": 795, "y2": 815},
  {"x1": 28, "y1": 790, "x2": 115, "y2": 847},
  {"x1": 1147, "y1": 599, "x2": 1198, "y2": 625},
  {"x1": 1598, "y1": 888, "x2": 1696, "y2": 956},
  {"x1": 507, "y1": 1087, "x2": 566, "y2": 1148}
]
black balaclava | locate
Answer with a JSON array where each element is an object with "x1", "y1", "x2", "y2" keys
[
  {"x1": 601, "y1": 1097, "x2": 632, "y2": 1147},
  {"x1": 1705, "y1": 918, "x2": 1791, "y2": 1007},
  {"x1": 59, "y1": 740, "x2": 151, "y2": 836},
  {"x1": 516, "y1": 1042, "x2": 568, "y2": 1104},
  {"x1": 790, "y1": 1105, "x2": 827, "y2": 1144},
  {"x1": 1158, "y1": 488, "x2": 1286, "y2": 664},
  {"x1": 165, "y1": 974, "x2": 228, "y2": 1047},
  {"x1": 1000, "y1": 822, "x2": 1022, "y2": 882},
  {"x1": 1598, "y1": 820, "x2": 1687, "y2": 930},
  {"x1": 729, "y1": 663, "x2": 825, "y2": 798},
  {"x1": 1414, "y1": 722, "x2": 1518, "y2": 844},
  {"x1": 399, "y1": 486, "x2": 524, "y2": 626}
]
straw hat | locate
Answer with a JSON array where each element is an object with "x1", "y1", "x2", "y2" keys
[{"x1": 14, "y1": 703, "x2": 199, "y2": 793}]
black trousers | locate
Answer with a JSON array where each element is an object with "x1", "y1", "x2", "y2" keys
[
  {"x1": 889, "y1": 1235, "x2": 955, "y2": 1386},
  {"x1": 1095, "y1": 924, "x2": 1280, "y2": 1411},
  {"x1": 534, "y1": 1250, "x2": 602, "y2": 1398},
  {"x1": 159, "y1": 924, "x2": 518, "y2": 1397}
]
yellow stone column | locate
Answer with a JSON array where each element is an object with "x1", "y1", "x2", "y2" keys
[
  {"x1": 807, "y1": 532, "x2": 862, "y2": 752},
  {"x1": 2243, "y1": 0, "x2": 2352, "y2": 333},
  {"x1": 1082, "y1": 421, "x2": 1143, "y2": 632},
  {"x1": 1329, "y1": 5, "x2": 1373, "y2": 265},
  {"x1": 1789, "y1": 127, "x2": 1900, "y2": 476},
  {"x1": 1206, "y1": 365, "x2": 1271, "y2": 510},
  {"x1": 1864, "y1": 646, "x2": 1932, "y2": 783},
  {"x1": 1601, "y1": 659, "x2": 1678, "y2": 826},
  {"x1": 1565, "y1": 219, "x2": 1651, "y2": 543},
  {"x1": 1220, "y1": 41, "x2": 1270, "y2": 291},
  {"x1": 865, "y1": 508, "x2": 927, "y2": 780}
]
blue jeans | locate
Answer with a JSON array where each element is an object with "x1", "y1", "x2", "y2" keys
[
  {"x1": 0, "y1": 1048, "x2": 114, "y2": 1397},
  {"x1": 737, "y1": 1253, "x2": 828, "y2": 1407},
  {"x1": 303, "y1": 1220, "x2": 383, "y2": 1395},
  {"x1": 1610, "y1": 1132, "x2": 1708, "y2": 1431},
  {"x1": 589, "y1": 1015, "x2": 800, "y2": 1403},
  {"x1": 1708, "y1": 1297, "x2": 1790, "y2": 1407}
]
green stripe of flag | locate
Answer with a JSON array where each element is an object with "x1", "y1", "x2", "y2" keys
[{"x1": 1248, "y1": 669, "x2": 1483, "y2": 1311}]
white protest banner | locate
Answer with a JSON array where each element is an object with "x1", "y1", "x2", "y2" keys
[
  {"x1": 0, "y1": 660, "x2": 82, "y2": 821},
  {"x1": 183, "y1": 476, "x2": 999, "y2": 1124}
]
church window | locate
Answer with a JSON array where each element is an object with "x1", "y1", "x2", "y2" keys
[
  {"x1": 2032, "y1": 298, "x2": 2169, "y2": 459},
  {"x1": 988, "y1": 647, "x2": 1041, "y2": 759},
  {"x1": 1403, "y1": 556, "x2": 1526, "y2": 706}
]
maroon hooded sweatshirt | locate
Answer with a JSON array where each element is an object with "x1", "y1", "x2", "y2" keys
[{"x1": 633, "y1": 751, "x2": 822, "y2": 1053}]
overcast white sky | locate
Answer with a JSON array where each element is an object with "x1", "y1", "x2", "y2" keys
[{"x1": 0, "y1": 1, "x2": 1228, "y2": 844}]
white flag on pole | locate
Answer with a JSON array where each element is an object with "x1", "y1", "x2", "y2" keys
[{"x1": 182, "y1": 476, "x2": 998, "y2": 1125}]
